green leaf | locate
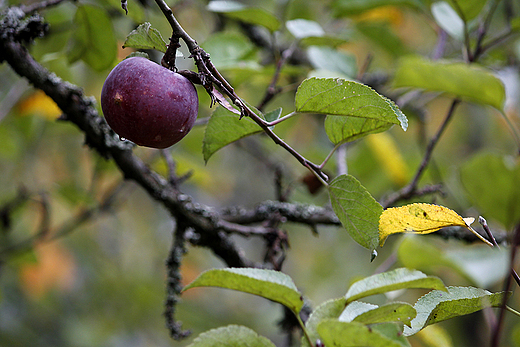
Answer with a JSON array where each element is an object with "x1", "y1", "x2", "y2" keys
[
  {"x1": 431, "y1": 1, "x2": 464, "y2": 40},
  {"x1": 327, "y1": 174, "x2": 383, "y2": 250},
  {"x1": 302, "y1": 298, "x2": 347, "y2": 347},
  {"x1": 286, "y1": 19, "x2": 325, "y2": 39},
  {"x1": 512, "y1": 17, "x2": 520, "y2": 31},
  {"x1": 405, "y1": 286, "x2": 507, "y2": 336},
  {"x1": 345, "y1": 268, "x2": 447, "y2": 303},
  {"x1": 295, "y1": 77, "x2": 407, "y2": 130},
  {"x1": 397, "y1": 235, "x2": 463, "y2": 277},
  {"x1": 460, "y1": 152, "x2": 520, "y2": 229},
  {"x1": 125, "y1": 51, "x2": 150, "y2": 59},
  {"x1": 318, "y1": 320, "x2": 409, "y2": 347},
  {"x1": 264, "y1": 108, "x2": 282, "y2": 123},
  {"x1": 393, "y1": 56, "x2": 506, "y2": 111},
  {"x1": 68, "y1": 5, "x2": 117, "y2": 71},
  {"x1": 306, "y1": 46, "x2": 357, "y2": 78},
  {"x1": 202, "y1": 106, "x2": 263, "y2": 162},
  {"x1": 398, "y1": 235, "x2": 510, "y2": 288},
  {"x1": 325, "y1": 115, "x2": 393, "y2": 144},
  {"x1": 332, "y1": 0, "x2": 424, "y2": 17},
  {"x1": 201, "y1": 32, "x2": 258, "y2": 70},
  {"x1": 372, "y1": 323, "x2": 412, "y2": 347},
  {"x1": 122, "y1": 22, "x2": 168, "y2": 53},
  {"x1": 207, "y1": 1, "x2": 280, "y2": 32},
  {"x1": 446, "y1": 0, "x2": 487, "y2": 21},
  {"x1": 286, "y1": 19, "x2": 346, "y2": 47},
  {"x1": 445, "y1": 246, "x2": 509, "y2": 288},
  {"x1": 300, "y1": 36, "x2": 347, "y2": 47},
  {"x1": 187, "y1": 325, "x2": 275, "y2": 347},
  {"x1": 341, "y1": 302, "x2": 416, "y2": 327},
  {"x1": 182, "y1": 268, "x2": 304, "y2": 314},
  {"x1": 338, "y1": 301, "x2": 377, "y2": 322}
]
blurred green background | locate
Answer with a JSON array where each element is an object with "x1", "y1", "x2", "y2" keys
[{"x1": 1, "y1": 0, "x2": 520, "y2": 346}]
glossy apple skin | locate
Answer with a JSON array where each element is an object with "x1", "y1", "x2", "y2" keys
[{"x1": 101, "y1": 57, "x2": 198, "y2": 149}]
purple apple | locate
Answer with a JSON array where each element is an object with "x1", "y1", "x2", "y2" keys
[{"x1": 101, "y1": 57, "x2": 198, "y2": 149}]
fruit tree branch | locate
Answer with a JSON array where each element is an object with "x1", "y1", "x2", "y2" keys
[
  {"x1": 164, "y1": 218, "x2": 191, "y2": 340},
  {"x1": 0, "y1": 15, "x2": 245, "y2": 269},
  {"x1": 152, "y1": 0, "x2": 328, "y2": 181},
  {"x1": 0, "y1": 7, "x2": 343, "y2": 267}
]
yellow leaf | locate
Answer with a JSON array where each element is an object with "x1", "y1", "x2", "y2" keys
[
  {"x1": 366, "y1": 133, "x2": 409, "y2": 186},
  {"x1": 354, "y1": 6, "x2": 404, "y2": 27},
  {"x1": 18, "y1": 90, "x2": 61, "y2": 120},
  {"x1": 416, "y1": 325, "x2": 453, "y2": 347},
  {"x1": 379, "y1": 203, "x2": 492, "y2": 247}
]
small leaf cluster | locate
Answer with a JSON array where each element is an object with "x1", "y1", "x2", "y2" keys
[{"x1": 182, "y1": 267, "x2": 507, "y2": 347}]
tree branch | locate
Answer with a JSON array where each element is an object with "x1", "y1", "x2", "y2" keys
[
  {"x1": 491, "y1": 222, "x2": 520, "y2": 347},
  {"x1": 221, "y1": 200, "x2": 340, "y2": 227},
  {"x1": 164, "y1": 219, "x2": 191, "y2": 340},
  {"x1": 382, "y1": 100, "x2": 459, "y2": 207},
  {"x1": 0, "y1": 10, "x2": 340, "y2": 269},
  {"x1": 152, "y1": 0, "x2": 328, "y2": 181}
]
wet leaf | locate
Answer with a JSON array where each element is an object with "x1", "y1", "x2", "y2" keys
[
  {"x1": 301, "y1": 298, "x2": 347, "y2": 347},
  {"x1": 345, "y1": 267, "x2": 446, "y2": 303},
  {"x1": 348, "y1": 302, "x2": 417, "y2": 327},
  {"x1": 203, "y1": 106, "x2": 262, "y2": 162},
  {"x1": 296, "y1": 78, "x2": 408, "y2": 130},
  {"x1": 318, "y1": 320, "x2": 410, "y2": 347},
  {"x1": 183, "y1": 268, "x2": 303, "y2": 314},
  {"x1": 123, "y1": 22, "x2": 168, "y2": 53},
  {"x1": 328, "y1": 174, "x2": 383, "y2": 250},
  {"x1": 187, "y1": 325, "x2": 275, "y2": 347},
  {"x1": 405, "y1": 286, "x2": 507, "y2": 335}
]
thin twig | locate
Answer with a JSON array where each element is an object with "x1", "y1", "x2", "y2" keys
[
  {"x1": 479, "y1": 216, "x2": 501, "y2": 248},
  {"x1": 319, "y1": 143, "x2": 342, "y2": 170},
  {"x1": 491, "y1": 223, "x2": 520, "y2": 347},
  {"x1": 409, "y1": 99, "x2": 459, "y2": 191},
  {"x1": 265, "y1": 111, "x2": 297, "y2": 127},
  {"x1": 479, "y1": 216, "x2": 520, "y2": 287},
  {"x1": 19, "y1": 0, "x2": 72, "y2": 14},
  {"x1": 0, "y1": 181, "x2": 129, "y2": 258},
  {"x1": 257, "y1": 42, "x2": 297, "y2": 111},
  {"x1": 356, "y1": 53, "x2": 373, "y2": 81},
  {"x1": 152, "y1": 0, "x2": 328, "y2": 181},
  {"x1": 449, "y1": 0, "x2": 471, "y2": 61},
  {"x1": 160, "y1": 149, "x2": 193, "y2": 186},
  {"x1": 336, "y1": 143, "x2": 348, "y2": 176},
  {"x1": 382, "y1": 99, "x2": 459, "y2": 207},
  {"x1": 476, "y1": 28, "x2": 516, "y2": 60},
  {"x1": 471, "y1": 0, "x2": 501, "y2": 62}
]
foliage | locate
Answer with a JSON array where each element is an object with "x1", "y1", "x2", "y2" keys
[{"x1": 1, "y1": 0, "x2": 520, "y2": 346}]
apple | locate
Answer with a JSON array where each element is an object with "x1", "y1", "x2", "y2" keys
[{"x1": 101, "y1": 57, "x2": 198, "y2": 149}]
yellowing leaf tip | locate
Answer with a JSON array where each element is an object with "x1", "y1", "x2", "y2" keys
[
  {"x1": 463, "y1": 217, "x2": 475, "y2": 226},
  {"x1": 378, "y1": 203, "x2": 474, "y2": 247}
]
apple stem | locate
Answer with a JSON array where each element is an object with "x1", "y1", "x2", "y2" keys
[{"x1": 162, "y1": 36, "x2": 181, "y2": 71}]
